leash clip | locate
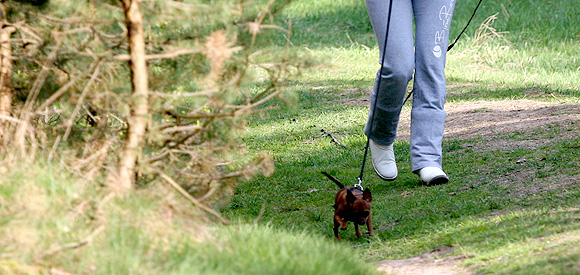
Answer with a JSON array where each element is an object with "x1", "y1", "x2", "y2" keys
[{"x1": 354, "y1": 177, "x2": 364, "y2": 191}]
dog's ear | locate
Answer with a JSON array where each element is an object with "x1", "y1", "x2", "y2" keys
[
  {"x1": 346, "y1": 189, "x2": 356, "y2": 204},
  {"x1": 363, "y1": 188, "x2": 372, "y2": 202}
]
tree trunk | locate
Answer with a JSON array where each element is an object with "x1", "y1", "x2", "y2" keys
[
  {"x1": 109, "y1": 0, "x2": 149, "y2": 194},
  {"x1": 0, "y1": 26, "x2": 16, "y2": 140}
]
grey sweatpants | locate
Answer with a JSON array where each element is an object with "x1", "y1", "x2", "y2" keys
[{"x1": 364, "y1": 0, "x2": 456, "y2": 172}]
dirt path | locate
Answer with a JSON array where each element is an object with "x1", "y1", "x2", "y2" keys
[
  {"x1": 373, "y1": 99, "x2": 580, "y2": 275},
  {"x1": 377, "y1": 246, "x2": 472, "y2": 275},
  {"x1": 398, "y1": 99, "x2": 580, "y2": 144},
  {"x1": 339, "y1": 93, "x2": 580, "y2": 274}
]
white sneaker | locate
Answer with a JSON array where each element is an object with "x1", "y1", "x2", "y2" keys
[
  {"x1": 369, "y1": 139, "x2": 397, "y2": 181},
  {"x1": 419, "y1": 167, "x2": 449, "y2": 185}
]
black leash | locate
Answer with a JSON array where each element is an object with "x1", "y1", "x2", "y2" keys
[
  {"x1": 401, "y1": 0, "x2": 484, "y2": 106},
  {"x1": 356, "y1": 0, "x2": 394, "y2": 190},
  {"x1": 448, "y1": 0, "x2": 484, "y2": 51},
  {"x1": 357, "y1": 0, "x2": 484, "y2": 186}
]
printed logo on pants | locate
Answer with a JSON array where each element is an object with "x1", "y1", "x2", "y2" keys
[{"x1": 433, "y1": 0, "x2": 455, "y2": 58}]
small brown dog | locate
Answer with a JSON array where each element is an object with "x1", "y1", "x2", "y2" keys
[{"x1": 322, "y1": 172, "x2": 373, "y2": 240}]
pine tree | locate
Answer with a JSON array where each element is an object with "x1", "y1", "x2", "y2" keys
[{"x1": 0, "y1": 0, "x2": 300, "y2": 211}]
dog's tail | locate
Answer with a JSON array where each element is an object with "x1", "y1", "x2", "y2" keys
[{"x1": 321, "y1": 172, "x2": 344, "y2": 189}]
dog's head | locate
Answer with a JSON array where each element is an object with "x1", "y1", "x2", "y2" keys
[{"x1": 347, "y1": 188, "x2": 372, "y2": 225}]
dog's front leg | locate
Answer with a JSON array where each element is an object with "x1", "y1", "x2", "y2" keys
[
  {"x1": 354, "y1": 223, "x2": 362, "y2": 236},
  {"x1": 334, "y1": 214, "x2": 347, "y2": 230},
  {"x1": 367, "y1": 215, "x2": 374, "y2": 237}
]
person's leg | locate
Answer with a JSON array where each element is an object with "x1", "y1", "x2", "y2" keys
[
  {"x1": 364, "y1": 0, "x2": 414, "y2": 146},
  {"x1": 410, "y1": 0, "x2": 456, "y2": 176},
  {"x1": 364, "y1": 0, "x2": 415, "y2": 181}
]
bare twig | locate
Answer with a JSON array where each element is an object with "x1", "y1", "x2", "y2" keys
[
  {"x1": 0, "y1": 114, "x2": 21, "y2": 123},
  {"x1": 227, "y1": 85, "x2": 283, "y2": 112},
  {"x1": 319, "y1": 127, "x2": 347, "y2": 148},
  {"x1": 37, "y1": 13, "x2": 118, "y2": 25},
  {"x1": 47, "y1": 135, "x2": 62, "y2": 162},
  {"x1": 108, "y1": 112, "x2": 126, "y2": 127},
  {"x1": 5, "y1": 113, "x2": 36, "y2": 157},
  {"x1": 158, "y1": 170, "x2": 229, "y2": 224},
  {"x1": 160, "y1": 124, "x2": 203, "y2": 134},
  {"x1": 37, "y1": 225, "x2": 105, "y2": 260},
  {"x1": 167, "y1": 118, "x2": 215, "y2": 149},
  {"x1": 146, "y1": 148, "x2": 170, "y2": 164},
  {"x1": 149, "y1": 89, "x2": 216, "y2": 98},
  {"x1": 21, "y1": 36, "x2": 63, "y2": 115},
  {"x1": 58, "y1": 27, "x2": 93, "y2": 35},
  {"x1": 9, "y1": 23, "x2": 43, "y2": 45},
  {"x1": 247, "y1": 0, "x2": 277, "y2": 50},
  {"x1": 159, "y1": 109, "x2": 239, "y2": 120},
  {"x1": 148, "y1": 71, "x2": 242, "y2": 98},
  {"x1": 32, "y1": 71, "x2": 82, "y2": 112},
  {"x1": 197, "y1": 184, "x2": 220, "y2": 202},
  {"x1": 73, "y1": 141, "x2": 111, "y2": 170},
  {"x1": 113, "y1": 48, "x2": 202, "y2": 61},
  {"x1": 253, "y1": 200, "x2": 267, "y2": 223},
  {"x1": 62, "y1": 59, "x2": 105, "y2": 141},
  {"x1": 0, "y1": 38, "x2": 39, "y2": 45}
]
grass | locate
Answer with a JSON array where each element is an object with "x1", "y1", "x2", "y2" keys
[
  {"x1": 223, "y1": 0, "x2": 580, "y2": 273},
  {"x1": 0, "y1": 160, "x2": 377, "y2": 274},
  {"x1": 2, "y1": 0, "x2": 580, "y2": 273}
]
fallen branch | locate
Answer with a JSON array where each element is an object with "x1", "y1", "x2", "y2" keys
[{"x1": 318, "y1": 127, "x2": 347, "y2": 148}]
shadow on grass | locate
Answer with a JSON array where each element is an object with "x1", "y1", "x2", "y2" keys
[
  {"x1": 446, "y1": 82, "x2": 580, "y2": 102},
  {"x1": 222, "y1": 78, "x2": 580, "y2": 272}
]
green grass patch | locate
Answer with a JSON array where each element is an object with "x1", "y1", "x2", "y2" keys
[
  {"x1": 222, "y1": 0, "x2": 580, "y2": 273},
  {"x1": 0, "y1": 161, "x2": 376, "y2": 274}
]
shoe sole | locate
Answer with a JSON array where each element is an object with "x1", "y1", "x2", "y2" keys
[
  {"x1": 423, "y1": 175, "x2": 449, "y2": 186},
  {"x1": 372, "y1": 163, "x2": 397, "y2": 181}
]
